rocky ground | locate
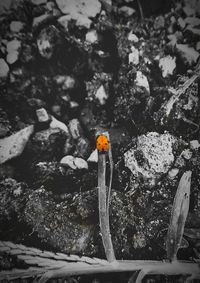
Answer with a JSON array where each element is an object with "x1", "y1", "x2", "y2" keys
[{"x1": 0, "y1": 0, "x2": 200, "y2": 281}]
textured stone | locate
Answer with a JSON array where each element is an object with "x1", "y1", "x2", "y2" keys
[
  {"x1": 119, "y1": 6, "x2": 135, "y2": 16},
  {"x1": 159, "y1": 56, "x2": 176, "y2": 78},
  {"x1": 86, "y1": 30, "x2": 98, "y2": 43},
  {"x1": 0, "y1": 125, "x2": 34, "y2": 164},
  {"x1": 0, "y1": 0, "x2": 12, "y2": 15},
  {"x1": 68, "y1": 119, "x2": 83, "y2": 140},
  {"x1": 60, "y1": 155, "x2": 88, "y2": 169},
  {"x1": 128, "y1": 32, "x2": 139, "y2": 42},
  {"x1": 128, "y1": 46, "x2": 139, "y2": 65},
  {"x1": 135, "y1": 71, "x2": 150, "y2": 94},
  {"x1": 10, "y1": 21, "x2": 24, "y2": 33},
  {"x1": 31, "y1": 0, "x2": 47, "y2": 5},
  {"x1": 87, "y1": 149, "x2": 98, "y2": 163},
  {"x1": 56, "y1": 0, "x2": 101, "y2": 18},
  {"x1": 124, "y1": 132, "x2": 175, "y2": 187},
  {"x1": 50, "y1": 116, "x2": 69, "y2": 135},
  {"x1": 95, "y1": 85, "x2": 108, "y2": 105},
  {"x1": 0, "y1": 59, "x2": 9, "y2": 78},
  {"x1": 36, "y1": 108, "x2": 50, "y2": 123},
  {"x1": 176, "y1": 44, "x2": 199, "y2": 66},
  {"x1": 154, "y1": 15, "x2": 165, "y2": 30},
  {"x1": 58, "y1": 14, "x2": 92, "y2": 29}
]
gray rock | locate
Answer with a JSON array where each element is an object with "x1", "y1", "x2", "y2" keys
[
  {"x1": 37, "y1": 26, "x2": 60, "y2": 59},
  {"x1": 154, "y1": 15, "x2": 165, "y2": 30},
  {"x1": 60, "y1": 155, "x2": 88, "y2": 170},
  {"x1": 0, "y1": 58, "x2": 9, "y2": 78},
  {"x1": 85, "y1": 30, "x2": 98, "y2": 44},
  {"x1": 128, "y1": 46, "x2": 139, "y2": 65},
  {"x1": 176, "y1": 44, "x2": 199, "y2": 66},
  {"x1": 87, "y1": 149, "x2": 98, "y2": 163},
  {"x1": 36, "y1": 108, "x2": 50, "y2": 123},
  {"x1": 181, "y1": 149, "x2": 192, "y2": 160},
  {"x1": 74, "y1": 137, "x2": 90, "y2": 159},
  {"x1": 0, "y1": 178, "x2": 28, "y2": 224},
  {"x1": 159, "y1": 55, "x2": 176, "y2": 78},
  {"x1": 58, "y1": 14, "x2": 92, "y2": 29},
  {"x1": 6, "y1": 51, "x2": 19, "y2": 64},
  {"x1": 6, "y1": 39, "x2": 21, "y2": 64},
  {"x1": 33, "y1": 14, "x2": 52, "y2": 28},
  {"x1": 190, "y1": 140, "x2": 200, "y2": 150},
  {"x1": 177, "y1": 17, "x2": 186, "y2": 29},
  {"x1": 168, "y1": 168, "x2": 179, "y2": 179},
  {"x1": 60, "y1": 155, "x2": 76, "y2": 169},
  {"x1": 56, "y1": 0, "x2": 101, "y2": 29},
  {"x1": 56, "y1": 0, "x2": 101, "y2": 18},
  {"x1": 31, "y1": 0, "x2": 47, "y2": 5},
  {"x1": 0, "y1": 125, "x2": 34, "y2": 164},
  {"x1": 50, "y1": 116, "x2": 70, "y2": 135},
  {"x1": 74, "y1": 157, "x2": 88, "y2": 169},
  {"x1": 185, "y1": 17, "x2": 200, "y2": 27},
  {"x1": 0, "y1": 108, "x2": 11, "y2": 138},
  {"x1": 68, "y1": 119, "x2": 83, "y2": 140},
  {"x1": 10, "y1": 21, "x2": 24, "y2": 33},
  {"x1": 128, "y1": 32, "x2": 139, "y2": 42},
  {"x1": 28, "y1": 127, "x2": 67, "y2": 164},
  {"x1": 95, "y1": 85, "x2": 108, "y2": 105},
  {"x1": 124, "y1": 132, "x2": 175, "y2": 187},
  {"x1": 24, "y1": 188, "x2": 94, "y2": 254},
  {"x1": 6, "y1": 39, "x2": 21, "y2": 53},
  {"x1": 54, "y1": 75, "x2": 76, "y2": 90},
  {"x1": 0, "y1": 0, "x2": 12, "y2": 15},
  {"x1": 135, "y1": 71, "x2": 150, "y2": 94},
  {"x1": 119, "y1": 6, "x2": 136, "y2": 16}
]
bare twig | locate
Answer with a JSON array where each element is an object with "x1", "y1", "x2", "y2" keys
[
  {"x1": 159, "y1": 73, "x2": 199, "y2": 125},
  {"x1": 166, "y1": 171, "x2": 192, "y2": 261},
  {"x1": 136, "y1": 0, "x2": 144, "y2": 20},
  {"x1": 0, "y1": 241, "x2": 200, "y2": 281}
]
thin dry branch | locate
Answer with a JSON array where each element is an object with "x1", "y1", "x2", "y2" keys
[
  {"x1": 1, "y1": 242, "x2": 200, "y2": 282},
  {"x1": 159, "y1": 72, "x2": 199, "y2": 125}
]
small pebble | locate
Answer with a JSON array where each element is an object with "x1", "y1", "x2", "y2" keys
[
  {"x1": 87, "y1": 149, "x2": 98, "y2": 163},
  {"x1": 6, "y1": 51, "x2": 19, "y2": 64},
  {"x1": 190, "y1": 140, "x2": 200, "y2": 150},
  {"x1": 0, "y1": 58, "x2": 9, "y2": 78},
  {"x1": 85, "y1": 30, "x2": 98, "y2": 43},
  {"x1": 60, "y1": 155, "x2": 76, "y2": 169},
  {"x1": 128, "y1": 32, "x2": 139, "y2": 42},
  {"x1": 74, "y1": 157, "x2": 88, "y2": 170},
  {"x1": 95, "y1": 85, "x2": 108, "y2": 105},
  {"x1": 135, "y1": 71, "x2": 150, "y2": 94},
  {"x1": 168, "y1": 168, "x2": 179, "y2": 179},
  {"x1": 159, "y1": 55, "x2": 176, "y2": 78},
  {"x1": 119, "y1": 6, "x2": 136, "y2": 16},
  {"x1": 36, "y1": 108, "x2": 49, "y2": 123},
  {"x1": 129, "y1": 46, "x2": 139, "y2": 65},
  {"x1": 178, "y1": 17, "x2": 186, "y2": 29},
  {"x1": 68, "y1": 119, "x2": 83, "y2": 140},
  {"x1": 10, "y1": 21, "x2": 24, "y2": 33},
  {"x1": 154, "y1": 15, "x2": 165, "y2": 30},
  {"x1": 181, "y1": 149, "x2": 192, "y2": 160},
  {"x1": 70, "y1": 101, "x2": 79, "y2": 108},
  {"x1": 183, "y1": 6, "x2": 195, "y2": 16},
  {"x1": 196, "y1": 42, "x2": 200, "y2": 51}
]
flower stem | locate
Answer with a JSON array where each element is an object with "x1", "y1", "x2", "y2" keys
[{"x1": 98, "y1": 151, "x2": 116, "y2": 263}]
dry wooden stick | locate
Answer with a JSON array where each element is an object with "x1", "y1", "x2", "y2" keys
[{"x1": 166, "y1": 171, "x2": 192, "y2": 261}]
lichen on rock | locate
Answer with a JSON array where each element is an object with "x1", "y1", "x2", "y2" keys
[{"x1": 124, "y1": 132, "x2": 176, "y2": 187}]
